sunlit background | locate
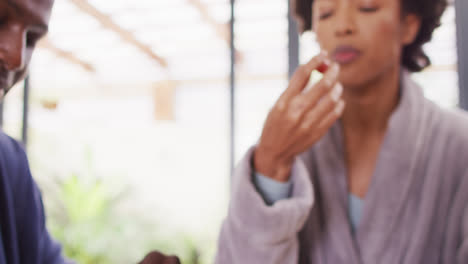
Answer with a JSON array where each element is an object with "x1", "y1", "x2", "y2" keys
[{"x1": 0, "y1": 0, "x2": 461, "y2": 263}]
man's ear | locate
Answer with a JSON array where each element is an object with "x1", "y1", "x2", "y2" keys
[{"x1": 401, "y1": 14, "x2": 422, "y2": 45}]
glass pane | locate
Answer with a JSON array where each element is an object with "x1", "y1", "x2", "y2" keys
[
  {"x1": 20, "y1": 0, "x2": 231, "y2": 263},
  {"x1": 234, "y1": 0, "x2": 289, "y2": 162},
  {"x1": 413, "y1": 5, "x2": 459, "y2": 108}
]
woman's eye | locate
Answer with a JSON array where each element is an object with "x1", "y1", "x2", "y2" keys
[
  {"x1": 319, "y1": 11, "x2": 334, "y2": 20},
  {"x1": 359, "y1": 6, "x2": 379, "y2": 13}
]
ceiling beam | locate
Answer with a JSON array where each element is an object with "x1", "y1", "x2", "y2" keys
[
  {"x1": 187, "y1": 0, "x2": 230, "y2": 45},
  {"x1": 69, "y1": 0, "x2": 168, "y2": 68},
  {"x1": 38, "y1": 37, "x2": 95, "y2": 72},
  {"x1": 186, "y1": 0, "x2": 242, "y2": 63}
]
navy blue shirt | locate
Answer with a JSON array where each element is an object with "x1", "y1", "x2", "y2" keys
[
  {"x1": 0, "y1": 229, "x2": 6, "y2": 263},
  {"x1": 0, "y1": 131, "x2": 70, "y2": 264}
]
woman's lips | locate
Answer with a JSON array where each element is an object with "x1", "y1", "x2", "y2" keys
[{"x1": 332, "y1": 46, "x2": 362, "y2": 65}]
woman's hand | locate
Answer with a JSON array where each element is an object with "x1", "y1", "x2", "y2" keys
[{"x1": 254, "y1": 52, "x2": 345, "y2": 182}]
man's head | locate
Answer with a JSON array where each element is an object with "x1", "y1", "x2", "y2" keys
[{"x1": 0, "y1": 0, "x2": 54, "y2": 95}]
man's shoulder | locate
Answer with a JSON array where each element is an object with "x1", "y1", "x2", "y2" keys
[
  {"x1": 0, "y1": 129, "x2": 21, "y2": 146},
  {"x1": 0, "y1": 131, "x2": 31, "y2": 188},
  {"x1": 0, "y1": 130, "x2": 27, "y2": 163}
]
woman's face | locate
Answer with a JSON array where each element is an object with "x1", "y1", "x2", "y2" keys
[{"x1": 312, "y1": 0, "x2": 420, "y2": 89}]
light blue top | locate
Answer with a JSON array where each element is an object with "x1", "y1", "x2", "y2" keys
[
  {"x1": 254, "y1": 173, "x2": 364, "y2": 233},
  {"x1": 253, "y1": 173, "x2": 293, "y2": 205},
  {"x1": 348, "y1": 193, "x2": 364, "y2": 233}
]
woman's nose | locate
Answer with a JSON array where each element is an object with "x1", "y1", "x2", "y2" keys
[{"x1": 335, "y1": 7, "x2": 357, "y2": 37}]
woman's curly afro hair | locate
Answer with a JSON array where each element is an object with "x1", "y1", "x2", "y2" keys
[{"x1": 291, "y1": 0, "x2": 448, "y2": 72}]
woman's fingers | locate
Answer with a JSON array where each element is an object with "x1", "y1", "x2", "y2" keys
[
  {"x1": 286, "y1": 84, "x2": 344, "y2": 155},
  {"x1": 278, "y1": 52, "x2": 329, "y2": 107},
  {"x1": 255, "y1": 53, "x2": 344, "y2": 181},
  {"x1": 285, "y1": 63, "x2": 340, "y2": 126},
  {"x1": 301, "y1": 63, "x2": 340, "y2": 110},
  {"x1": 300, "y1": 83, "x2": 343, "y2": 130},
  {"x1": 317, "y1": 99, "x2": 345, "y2": 131}
]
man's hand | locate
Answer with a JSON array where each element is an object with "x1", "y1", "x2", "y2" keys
[{"x1": 138, "y1": 251, "x2": 181, "y2": 264}]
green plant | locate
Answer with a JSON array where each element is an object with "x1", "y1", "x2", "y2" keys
[
  {"x1": 45, "y1": 174, "x2": 121, "y2": 264},
  {"x1": 35, "y1": 153, "x2": 207, "y2": 264}
]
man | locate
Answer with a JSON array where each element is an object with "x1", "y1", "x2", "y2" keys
[
  {"x1": 0, "y1": 0, "x2": 179, "y2": 263},
  {"x1": 0, "y1": 0, "x2": 69, "y2": 263}
]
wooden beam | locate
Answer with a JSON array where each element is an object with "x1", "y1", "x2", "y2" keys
[
  {"x1": 38, "y1": 37, "x2": 95, "y2": 72},
  {"x1": 187, "y1": 0, "x2": 243, "y2": 63},
  {"x1": 153, "y1": 80, "x2": 175, "y2": 121},
  {"x1": 187, "y1": 0, "x2": 230, "y2": 45},
  {"x1": 69, "y1": 0, "x2": 168, "y2": 68}
]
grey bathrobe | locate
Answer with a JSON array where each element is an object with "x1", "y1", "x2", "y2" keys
[{"x1": 215, "y1": 72, "x2": 468, "y2": 264}]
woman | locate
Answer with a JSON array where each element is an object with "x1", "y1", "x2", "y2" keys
[{"x1": 215, "y1": 0, "x2": 468, "y2": 263}]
